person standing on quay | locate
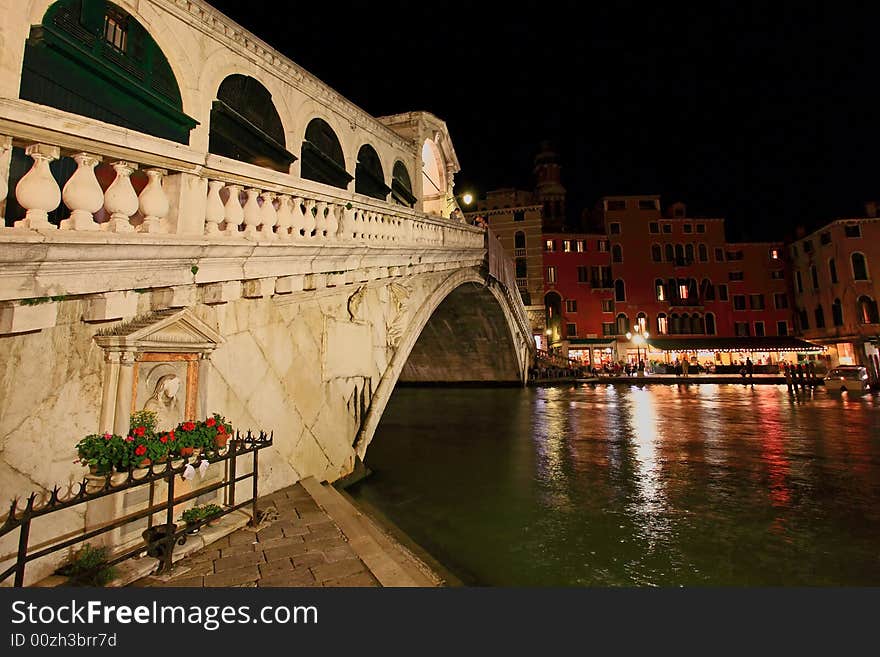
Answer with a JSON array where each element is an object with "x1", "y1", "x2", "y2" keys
[
  {"x1": 807, "y1": 361, "x2": 817, "y2": 387},
  {"x1": 746, "y1": 357, "x2": 754, "y2": 379},
  {"x1": 682, "y1": 357, "x2": 690, "y2": 378},
  {"x1": 783, "y1": 362, "x2": 793, "y2": 392},
  {"x1": 796, "y1": 363, "x2": 806, "y2": 389}
]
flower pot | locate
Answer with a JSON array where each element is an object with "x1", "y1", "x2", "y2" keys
[
  {"x1": 214, "y1": 433, "x2": 228, "y2": 449},
  {"x1": 185, "y1": 524, "x2": 200, "y2": 535},
  {"x1": 179, "y1": 447, "x2": 194, "y2": 457}
]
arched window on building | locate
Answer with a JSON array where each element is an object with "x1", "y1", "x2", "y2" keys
[
  {"x1": 652, "y1": 244, "x2": 662, "y2": 262},
  {"x1": 514, "y1": 231, "x2": 526, "y2": 249},
  {"x1": 657, "y1": 313, "x2": 668, "y2": 335},
  {"x1": 210, "y1": 74, "x2": 295, "y2": 173},
  {"x1": 857, "y1": 296, "x2": 879, "y2": 324},
  {"x1": 705, "y1": 312, "x2": 716, "y2": 335},
  {"x1": 832, "y1": 298, "x2": 844, "y2": 327},
  {"x1": 655, "y1": 279, "x2": 666, "y2": 301},
  {"x1": 615, "y1": 279, "x2": 626, "y2": 302},
  {"x1": 701, "y1": 278, "x2": 715, "y2": 301},
  {"x1": 515, "y1": 258, "x2": 527, "y2": 278},
  {"x1": 829, "y1": 258, "x2": 838, "y2": 285},
  {"x1": 612, "y1": 244, "x2": 623, "y2": 263},
  {"x1": 675, "y1": 243, "x2": 685, "y2": 263},
  {"x1": 698, "y1": 243, "x2": 708, "y2": 262},
  {"x1": 685, "y1": 243, "x2": 695, "y2": 263},
  {"x1": 692, "y1": 313, "x2": 705, "y2": 334},
  {"x1": 616, "y1": 313, "x2": 630, "y2": 335},
  {"x1": 680, "y1": 313, "x2": 691, "y2": 334},
  {"x1": 355, "y1": 144, "x2": 390, "y2": 200},
  {"x1": 390, "y1": 161, "x2": 416, "y2": 207},
  {"x1": 852, "y1": 252, "x2": 869, "y2": 281},
  {"x1": 670, "y1": 313, "x2": 682, "y2": 335},
  {"x1": 688, "y1": 278, "x2": 699, "y2": 302},
  {"x1": 815, "y1": 304, "x2": 826, "y2": 329},
  {"x1": 302, "y1": 118, "x2": 352, "y2": 189},
  {"x1": 636, "y1": 312, "x2": 648, "y2": 333},
  {"x1": 665, "y1": 244, "x2": 675, "y2": 262}
]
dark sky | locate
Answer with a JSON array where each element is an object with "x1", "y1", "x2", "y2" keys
[{"x1": 207, "y1": 1, "x2": 879, "y2": 242}]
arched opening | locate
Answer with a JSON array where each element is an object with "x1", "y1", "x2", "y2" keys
[
  {"x1": 675, "y1": 244, "x2": 685, "y2": 263},
  {"x1": 514, "y1": 231, "x2": 526, "y2": 249},
  {"x1": 857, "y1": 296, "x2": 879, "y2": 324},
  {"x1": 421, "y1": 139, "x2": 446, "y2": 215},
  {"x1": 355, "y1": 144, "x2": 390, "y2": 200},
  {"x1": 691, "y1": 313, "x2": 705, "y2": 334},
  {"x1": 544, "y1": 291, "x2": 563, "y2": 343},
  {"x1": 681, "y1": 313, "x2": 691, "y2": 334},
  {"x1": 616, "y1": 313, "x2": 630, "y2": 335},
  {"x1": 705, "y1": 312, "x2": 716, "y2": 335},
  {"x1": 665, "y1": 244, "x2": 675, "y2": 262},
  {"x1": 832, "y1": 298, "x2": 844, "y2": 327},
  {"x1": 657, "y1": 313, "x2": 668, "y2": 335},
  {"x1": 685, "y1": 243, "x2": 695, "y2": 263},
  {"x1": 655, "y1": 279, "x2": 666, "y2": 301},
  {"x1": 652, "y1": 244, "x2": 662, "y2": 262},
  {"x1": 815, "y1": 305, "x2": 826, "y2": 329},
  {"x1": 614, "y1": 279, "x2": 626, "y2": 302},
  {"x1": 700, "y1": 278, "x2": 715, "y2": 301},
  {"x1": 636, "y1": 312, "x2": 648, "y2": 333},
  {"x1": 698, "y1": 243, "x2": 708, "y2": 262},
  {"x1": 391, "y1": 161, "x2": 416, "y2": 207},
  {"x1": 670, "y1": 313, "x2": 682, "y2": 335},
  {"x1": 210, "y1": 74, "x2": 295, "y2": 173},
  {"x1": 302, "y1": 118, "x2": 352, "y2": 189},
  {"x1": 829, "y1": 258, "x2": 838, "y2": 284},
  {"x1": 852, "y1": 252, "x2": 869, "y2": 281},
  {"x1": 20, "y1": 0, "x2": 196, "y2": 143}
]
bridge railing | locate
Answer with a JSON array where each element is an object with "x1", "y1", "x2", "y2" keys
[
  {"x1": 486, "y1": 228, "x2": 533, "y2": 347},
  {"x1": 0, "y1": 99, "x2": 483, "y2": 252}
]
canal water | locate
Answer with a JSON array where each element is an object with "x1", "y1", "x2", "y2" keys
[{"x1": 348, "y1": 383, "x2": 880, "y2": 586}]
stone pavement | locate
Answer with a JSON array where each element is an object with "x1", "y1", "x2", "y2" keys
[{"x1": 134, "y1": 483, "x2": 379, "y2": 587}]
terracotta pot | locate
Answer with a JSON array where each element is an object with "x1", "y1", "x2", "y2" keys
[
  {"x1": 215, "y1": 433, "x2": 228, "y2": 448},
  {"x1": 179, "y1": 447, "x2": 194, "y2": 457}
]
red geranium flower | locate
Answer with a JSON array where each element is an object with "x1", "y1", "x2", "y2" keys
[
  {"x1": 135, "y1": 444, "x2": 147, "y2": 456},
  {"x1": 134, "y1": 426, "x2": 146, "y2": 437},
  {"x1": 218, "y1": 424, "x2": 227, "y2": 434},
  {"x1": 206, "y1": 417, "x2": 216, "y2": 427},
  {"x1": 160, "y1": 435, "x2": 168, "y2": 444},
  {"x1": 183, "y1": 422, "x2": 195, "y2": 432},
  {"x1": 169, "y1": 431, "x2": 175, "y2": 441},
  {"x1": 125, "y1": 435, "x2": 134, "y2": 442},
  {"x1": 103, "y1": 433, "x2": 112, "y2": 440}
]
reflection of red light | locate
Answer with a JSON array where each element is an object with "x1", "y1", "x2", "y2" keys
[{"x1": 759, "y1": 401, "x2": 791, "y2": 510}]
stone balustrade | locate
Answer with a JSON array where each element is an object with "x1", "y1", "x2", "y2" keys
[{"x1": 0, "y1": 134, "x2": 483, "y2": 252}]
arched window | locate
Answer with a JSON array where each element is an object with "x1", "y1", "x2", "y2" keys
[
  {"x1": 210, "y1": 74, "x2": 294, "y2": 173},
  {"x1": 701, "y1": 278, "x2": 715, "y2": 301},
  {"x1": 391, "y1": 161, "x2": 416, "y2": 207},
  {"x1": 655, "y1": 279, "x2": 666, "y2": 301},
  {"x1": 302, "y1": 118, "x2": 352, "y2": 189},
  {"x1": 355, "y1": 144, "x2": 390, "y2": 200},
  {"x1": 616, "y1": 313, "x2": 630, "y2": 335},
  {"x1": 692, "y1": 313, "x2": 705, "y2": 334},
  {"x1": 612, "y1": 244, "x2": 623, "y2": 263},
  {"x1": 688, "y1": 278, "x2": 699, "y2": 302},
  {"x1": 614, "y1": 279, "x2": 626, "y2": 302},
  {"x1": 20, "y1": 0, "x2": 195, "y2": 143},
  {"x1": 705, "y1": 312, "x2": 716, "y2": 335},
  {"x1": 832, "y1": 298, "x2": 844, "y2": 327},
  {"x1": 681, "y1": 313, "x2": 690, "y2": 334},
  {"x1": 636, "y1": 312, "x2": 648, "y2": 333},
  {"x1": 852, "y1": 252, "x2": 869, "y2": 281},
  {"x1": 665, "y1": 244, "x2": 675, "y2": 262},
  {"x1": 657, "y1": 313, "x2": 668, "y2": 335},
  {"x1": 857, "y1": 296, "x2": 879, "y2": 324},
  {"x1": 651, "y1": 244, "x2": 662, "y2": 262},
  {"x1": 514, "y1": 231, "x2": 526, "y2": 249},
  {"x1": 671, "y1": 313, "x2": 683, "y2": 335},
  {"x1": 685, "y1": 243, "x2": 695, "y2": 263},
  {"x1": 515, "y1": 258, "x2": 527, "y2": 278},
  {"x1": 698, "y1": 243, "x2": 708, "y2": 262},
  {"x1": 829, "y1": 258, "x2": 838, "y2": 285},
  {"x1": 815, "y1": 305, "x2": 826, "y2": 329},
  {"x1": 675, "y1": 244, "x2": 685, "y2": 263}
]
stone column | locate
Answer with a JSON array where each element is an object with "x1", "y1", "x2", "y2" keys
[
  {"x1": 163, "y1": 172, "x2": 208, "y2": 235},
  {"x1": 14, "y1": 143, "x2": 61, "y2": 230},
  {"x1": 100, "y1": 351, "x2": 121, "y2": 433},
  {"x1": 113, "y1": 351, "x2": 136, "y2": 436}
]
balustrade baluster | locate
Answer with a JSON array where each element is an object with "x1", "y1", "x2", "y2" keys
[
  {"x1": 242, "y1": 188, "x2": 261, "y2": 238},
  {"x1": 291, "y1": 196, "x2": 306, "y2": 239},
  {"x1": 103, "y1": 161, "x2": 139, "y2": 233},
  {"x1": 204, "y1": 180, "x2": 225, "y2": 235},
  {"x1": 0, "y1": 138, "x2": 9, "y2": 206},
  {"x1": 302, "y1": 199, "x2": 317, "y2": 239},
  {"x1": 275, "y1": 194, "x2": 293, "y2": 240},
  {"x1": 13, "y1": 144, "x2": 61, "y2": 230},
  {"x1": 60, "y1": 152, "x2": 102, "y2": 231},
  {"x1": 325, "y1": 203, "x2": 339, "y2": 240},
  {"x1": 259, "y1": 191, "x2": 278, "y2": 240},
  {"x1": 223, "y1": 184, "x2": 244, "y2": 235},
  {"x1": 138, "y1": 168, "x2": 170, "y2": 233},
  {"x1": 314, "y1": 201, "x2": 328, "y2": 239},
  {"x1": 339, "y1": 204, "x2": 355, "y2": 241}
]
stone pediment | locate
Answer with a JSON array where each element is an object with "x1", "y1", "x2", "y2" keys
[{"x1": 94, "y1": 308, "x2": 224, "y2": 353}]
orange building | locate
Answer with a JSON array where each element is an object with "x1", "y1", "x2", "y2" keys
[{"x1": 789, "y1": 206, "x2": 880, "y2": 381}]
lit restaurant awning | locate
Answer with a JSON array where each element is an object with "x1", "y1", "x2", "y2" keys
[{"x1": 646, "y1": 337, "x2": 825, "y2": 353}]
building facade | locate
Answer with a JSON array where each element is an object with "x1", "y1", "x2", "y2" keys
[{"x1": 789, "y1": 209, "x2": 880, "y2": 380}]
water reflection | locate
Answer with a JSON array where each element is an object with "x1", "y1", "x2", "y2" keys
[{"x1": 349, "y1": 384, "x2": 880, "y2": 586}]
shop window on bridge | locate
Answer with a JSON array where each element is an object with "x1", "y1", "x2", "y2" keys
[
  {"x1": 210, "y1": 75, "x2": 296, "y2": 174},
  {"x1": 20, "y1": 1, "x2": 197, "y2": 145},
  {"x1": 857, "y1": 296, "x2": 879, "y2": 324},
  {"x1": 390, "y1": 161, "x2": 417, "y2": 207},
  {"x1": 302, "y1": 118, "x2": 353, "y2": 189},
  {"x1": 355, "y1": 144, "x2": 390, "y2": 200},
  {"x1": 832, "y1": 298, "x2": 844, "y2": 327}
]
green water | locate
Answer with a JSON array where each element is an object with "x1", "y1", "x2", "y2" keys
[{"x1": 348, "y1": 383, "x2": 880, "y2": 586}]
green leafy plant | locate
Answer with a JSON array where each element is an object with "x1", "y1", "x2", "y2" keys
[
  {"x1": 130, "y1": 409, "x2": 158, "y2": 435},
  {"x1": 180, "y1": 503, "x2": 223, "y2": 525},
  {"x1": 56, "y1": 544, "x2": 117, "y2": 586},
  {"x1": 175, "y1": 414, "x2": 233, "y2": 451},
  {"x1": 76, "y1": 433, "x2": 132, "y2": 474}
]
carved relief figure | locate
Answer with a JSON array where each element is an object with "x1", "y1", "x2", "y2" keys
[{"x1": 142, "y1": 373, "x2": 183, "y2": 431}]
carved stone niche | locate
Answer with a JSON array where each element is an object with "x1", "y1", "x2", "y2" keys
[{"x1": 94, "y1": 308, "x2": 224, "y2": 435}]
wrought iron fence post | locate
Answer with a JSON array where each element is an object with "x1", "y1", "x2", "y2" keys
[
  {"x1": 14, "y1": 511, "x2": 32, "y2": 587},
  {"x1": 162, "y1": 466, "x2": 176, "y2": 573},
  {"x1": 228, "y1": 430, "x2": 238, "y2": 509},
  {"x1": 252, "y1": 433, "x2": 260, "y2": 522}
]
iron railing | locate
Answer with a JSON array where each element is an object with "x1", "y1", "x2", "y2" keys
[{"x1": 0, "y1": 430, "x2": 272, "y2": 587}]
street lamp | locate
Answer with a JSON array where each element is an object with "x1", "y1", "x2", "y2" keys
[{"x1": 626, "y1": 328, "x2": 649, "y2": 365}]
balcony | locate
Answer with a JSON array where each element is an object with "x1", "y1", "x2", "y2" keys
[{"x1": 514, "y1": 248, "x2": 526, "y2": 257}]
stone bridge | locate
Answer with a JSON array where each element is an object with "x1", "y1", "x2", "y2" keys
[{"x1": 0, "y1": 0, "x2": 534, "y2": 535}]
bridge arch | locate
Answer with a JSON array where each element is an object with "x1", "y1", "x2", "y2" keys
[{"x1": 354, "y1": 268, "x2": 530, "y2": 460}]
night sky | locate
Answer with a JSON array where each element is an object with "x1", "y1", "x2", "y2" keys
[{"x1": 207, "y1": 1, "x2": 879, "y2": 242}]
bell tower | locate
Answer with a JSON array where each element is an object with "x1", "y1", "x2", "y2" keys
[{"x1": 534, "y1": 141, "x2": 567, "y2": 231}]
